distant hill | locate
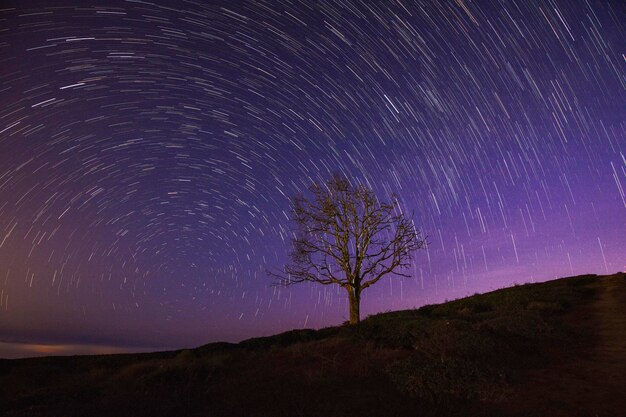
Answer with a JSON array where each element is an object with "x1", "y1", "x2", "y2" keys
[{"x1": 1, "y1": 273, "x2": 624, "y2": 417}]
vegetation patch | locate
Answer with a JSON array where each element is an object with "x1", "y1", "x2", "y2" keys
[{"x1": 1, "y1": 273, "x2": 621, "y2": 417}]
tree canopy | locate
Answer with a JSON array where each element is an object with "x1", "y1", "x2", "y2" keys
[{"x1": 271, "y1": 174, "x2": 426, "y2": 323}]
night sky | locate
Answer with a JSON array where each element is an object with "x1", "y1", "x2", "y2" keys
[{"x1": 0, "y1": 0, "x2": 624, "y2": 358}]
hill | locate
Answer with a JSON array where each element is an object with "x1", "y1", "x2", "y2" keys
[{"x1": 1, "y1": 273, "x2": 624, "y2": 417}]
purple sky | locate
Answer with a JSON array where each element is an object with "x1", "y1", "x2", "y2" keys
[{"x1": 0, "y1": 0, "x2": 624, "y2": 359}]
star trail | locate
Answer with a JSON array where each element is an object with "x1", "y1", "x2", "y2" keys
[{"x1": 0, "y1": 0, "x2": 624, "y2": 356}]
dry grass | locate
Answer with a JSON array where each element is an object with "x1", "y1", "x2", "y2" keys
[{"x1": 1, "y1": 273, "x2": 624, "y2": 417}]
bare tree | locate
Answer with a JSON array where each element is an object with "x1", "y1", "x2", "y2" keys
[{"x1": 270, "y1": 174, "x2": 426, "y2": 324}]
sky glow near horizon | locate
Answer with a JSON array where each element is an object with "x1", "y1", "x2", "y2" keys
[{"x1": 0, "y1": 0, "x2": 624, "y2": 358}]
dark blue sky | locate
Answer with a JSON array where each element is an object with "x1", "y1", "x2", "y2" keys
[{"x1": 0, "y1": 0, "x2": 624, "y2": 358}]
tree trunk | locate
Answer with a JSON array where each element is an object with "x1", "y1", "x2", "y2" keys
[{"x1": 347, "y1": 288, "x2": 361, "y2": 324}]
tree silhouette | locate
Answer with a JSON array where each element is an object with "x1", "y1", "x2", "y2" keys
[{"x1": 271, "y1": 174, "x2": 426, "y2": 324}]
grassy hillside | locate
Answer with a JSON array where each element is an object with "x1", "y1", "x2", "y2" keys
[{"x1": 1, "y1": 273, "x2": 624, "y2": 417}]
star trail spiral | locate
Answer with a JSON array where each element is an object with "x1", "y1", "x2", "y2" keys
[{"x1": 0, "y1": 0, "x2": 624, "y2": 356}]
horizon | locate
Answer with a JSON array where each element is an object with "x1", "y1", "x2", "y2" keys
[
  {"x1": 2, "y1": 271, "x2": 620, "y2": 359},
  {"x1": 0, "y1": 1, "x2": 624, "y2": 359}
]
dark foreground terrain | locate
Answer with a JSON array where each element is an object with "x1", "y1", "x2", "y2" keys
[{"x1": 1, "y1": 273, "x2": 625, "y2": 417}]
